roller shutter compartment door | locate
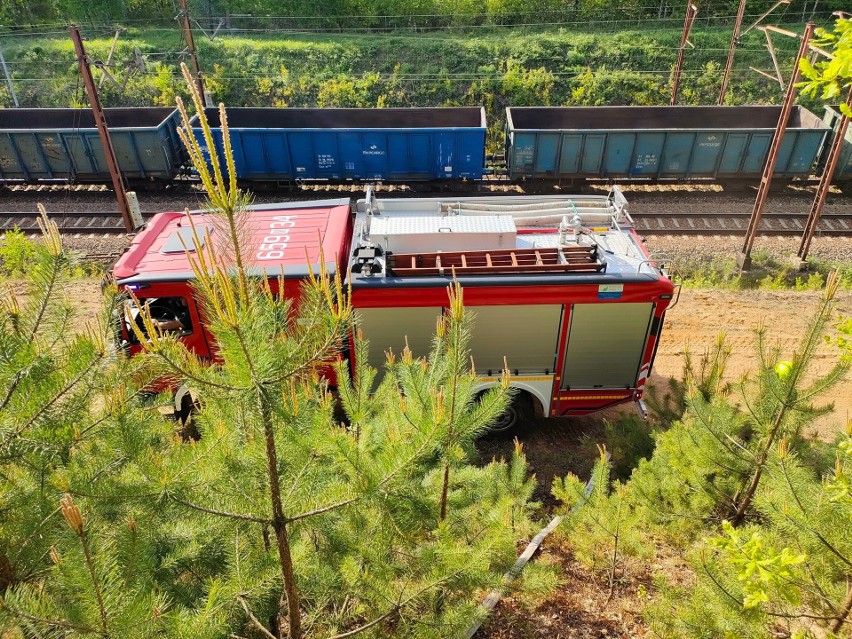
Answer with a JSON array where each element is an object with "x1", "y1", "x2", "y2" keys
[
  {"x1": 561, "y1": 303, "x2": 654, "y2": 390},
  {"x1": 355, "y1": 307, "x2": 443, "y2": 373},
  {"x1": 466, "y1": 305, "x2": 562, "y2": 375}
]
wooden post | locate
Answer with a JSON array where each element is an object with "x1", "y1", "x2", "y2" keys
[
  {"x1": 178, "y1": 0, "x2": 206, "y2": 101},
  {"x1": 718, "y1": 0, "x2": 746, "y2": 105},
  {"x1": 797, "y1": 87, "x2": 852, "y2": 261},
  {"x1": 738, "y1": 22, "x2": 815, "y2": 271},
  {"x1": 671, "y1": 2, "x2": 698, "y2": 106},
  {"x1": 98, "y1": 29, "x2": 122, "y2": 89},
  {"x1": 69, "y1": 25, "x2": 135, "y2": 234}
]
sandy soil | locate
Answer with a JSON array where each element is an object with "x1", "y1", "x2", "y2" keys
[
  {"x1": 653, "y1": 287, "x2": 852, "y2": 441},
  {"x1": 479, "y1": 535, "x2": 692, "y2": 639}
]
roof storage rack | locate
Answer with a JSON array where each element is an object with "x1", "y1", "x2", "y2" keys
[{"x1": 386, "y1": 245, "x2": 605, "y2": 277}]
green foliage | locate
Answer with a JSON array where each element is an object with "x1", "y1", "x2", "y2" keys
[
  {"x1": 706, "y1": 520, "x2": 806, "y2": 610},
  {"x1": 0, "y1": 24, "x2": 806, "y2": 136},
  {"x1": 3, "y1": 496, "x2": 169, "y2": 638},
  {"x1": 0, "y1": 208, "x2": 167, "y2": 636},
  {"x1": 500, "y1": 62, "x2": 554, "y2": 106},
  {"x1": 617, "y1": 279, "x2": 851, "y2": 637},
  {"x1": 799, "y1": 18, "x2": 852, "y2": 115},
  {"x1": 0, "y1": 229, "x2": 38, "y2": 277},
  {"x1": 636, "y1": 275, "x2": 848, "y2": 534},
  {"x1": 648, "y1": 433, "x2": 852, "y2": 638},
  {"x1": 650, "y1": 521, "x2": 808, "y2": 634},
  {"x1": 2, "y1": 0, "x2": 850, "y2": 28},
  {"x1": 581, "y1": 414, "x2": 655, "y2": 482},
  {"x1": 644, "y1": 332, "x2": 731, "y2": 426},
  {"x1": 552, "y1": 450, "x2": 652, "y2": 581},
  {"x1": 677, "y1": 254, "x2": 852, "y2": 292}
]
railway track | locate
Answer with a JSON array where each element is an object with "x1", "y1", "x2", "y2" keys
[
  {"x1": 2, "y1": 210, "x2": 851, "y2": 237},
  {"x1": 631, "y1": 212, "x2": 852, "y2": 235},
  {"x1": 0, "y1": 211, "x2": 147, "y2": 234}
]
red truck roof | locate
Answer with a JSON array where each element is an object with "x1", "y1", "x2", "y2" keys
[{"x1": 113, "y1": 199, "x2": 351, "y2": 285}]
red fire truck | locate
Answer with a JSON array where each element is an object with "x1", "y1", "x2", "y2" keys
[{"x1": 112, "y1": 187, "x2": 676, "y2": 429}]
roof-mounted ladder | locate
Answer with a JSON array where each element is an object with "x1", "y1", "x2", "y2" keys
[{"x1": 387, "y1": 245, "x2": 605, "y2": 277}]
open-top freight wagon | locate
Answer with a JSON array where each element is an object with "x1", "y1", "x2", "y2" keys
[
  {"x1": 2, "y1": 104, "x2": 850, "y2": 189},
  {"x1": 505, "y1": 105, "x2": 833, "y2": 186},
  {"x1": 190, "y1": 107, "x2": 488, "y2": 186},
  {"x1": 822, "y1": 106, "x2": 852, "y2": 189},
  {"x1": 0, "y1": 108, "x2": 185, "y2": 185},
  {"x1": 112, "y1": 188, "x2": 675, "y2": 428}
]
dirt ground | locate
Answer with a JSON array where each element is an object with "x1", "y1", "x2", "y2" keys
[
  {"x1": 654, "y1": 287, "x2": 852, "y2": 441},
  {"x1": 479, "y1": 535, "x2": 692, "y2": 639}
]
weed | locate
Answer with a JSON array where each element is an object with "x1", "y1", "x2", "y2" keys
[
  {"x1": 678, "y1": 256, "x2": 852, "y2": 292},
  {"x1": 0, "y1": 228, "x2": 37, "y2": 276},
  {"x1": 793, "y1": 271, "x2": 825, "y2": 291}
]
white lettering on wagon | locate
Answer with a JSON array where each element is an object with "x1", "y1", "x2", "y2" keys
[
  {"x1": 362, "y1": 144, "x2": 386, "y2": 156},
  {"x1": 256, "y1": 216, "x2": 296, "y2": 260}
]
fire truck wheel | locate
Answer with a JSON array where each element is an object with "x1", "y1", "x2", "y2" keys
[
  {"x1": 176, "y1": 393, "x2": 201, "y2": 442},
  {"x1": 488, "y1": 391, "x2": 534, "y2": 433}
]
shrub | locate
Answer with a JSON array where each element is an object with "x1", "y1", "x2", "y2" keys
[{"x1": 0, "y1": 228, "x2": 37, "y2": 276}]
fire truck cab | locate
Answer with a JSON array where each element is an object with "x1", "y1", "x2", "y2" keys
[
  {"x1": 112, "y1": 188, "x2": 675, "y2": 428},
  {"x1": 112, "y1": 198, "x2": 352, "y2": 414}
]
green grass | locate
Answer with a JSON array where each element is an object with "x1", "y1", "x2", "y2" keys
[
  {"x1": 677, "y1": 252, "x2": 852, "y2": 291},
  {"x1": 0, "y1": 24, "x2": 821, "y2": 116}
]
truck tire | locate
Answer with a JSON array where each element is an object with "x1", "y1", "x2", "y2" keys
[
  {"x1": 177, "y1": 393, "x2": 201, "y2": 441},
  {"x1": 487, "y1": 391, "x2": 534, "y2": 433}
]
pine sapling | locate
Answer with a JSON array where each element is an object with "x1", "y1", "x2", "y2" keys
[{"x1": 732, "y1": 271, "x2": 848, "y2": 523}]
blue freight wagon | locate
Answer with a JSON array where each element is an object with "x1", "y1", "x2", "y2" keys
[
  {"x1": 505, "y1": 106, "x2": 831, "y2": 184},
  {"x1": 191, "y1": 107, "x2": 487, "y2": 184},
  {"x1": 821, "y1": 106, "x2": 852, "y2": 188},
  {"x1": 0, "y1": 108, "x2": 184, "y2": 184}
]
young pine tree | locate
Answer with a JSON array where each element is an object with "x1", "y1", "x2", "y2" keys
[
  {"x1": 0, "y1": 212, "x2": 169, "y2": 637},
  {"x1": 552, "y1": 447, "x2": 650, "y2": 605},
  {"x1": 102, "y1": 63, "x2": 538, "y2": 639},
  {"x1": 627, "y1": 273, "x2": 848, "y2": 535},
  {"x1": 649, "y1": 430, "x2": 852, "y2": 638}
]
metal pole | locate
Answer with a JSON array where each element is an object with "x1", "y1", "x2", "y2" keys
[
  {"x1": 797, "y1": 86, "x2": 852, "y2": 261},
  {"x1": 178, "y1": 0, "x2": 206, "y2": 101},
  {"x1": 70, "y1": 25, "x2": 135, "y2": 234},
  {"x1": 0, "y1": 45, "x2": 19, "y2": 107},
  {"x1": 718, "y1": 0, "x2": 746, "y2": 105},
  {"x1": 671, "y1": 2, "x2": 698, "y2": 106},
  {"x1": 738, "y1": 22, "x2": 815, "y2": 271}
]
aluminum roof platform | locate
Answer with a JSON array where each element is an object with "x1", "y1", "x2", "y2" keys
[{"x1": 347, "y1": 187, "x2": 663, "y2": 288}]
